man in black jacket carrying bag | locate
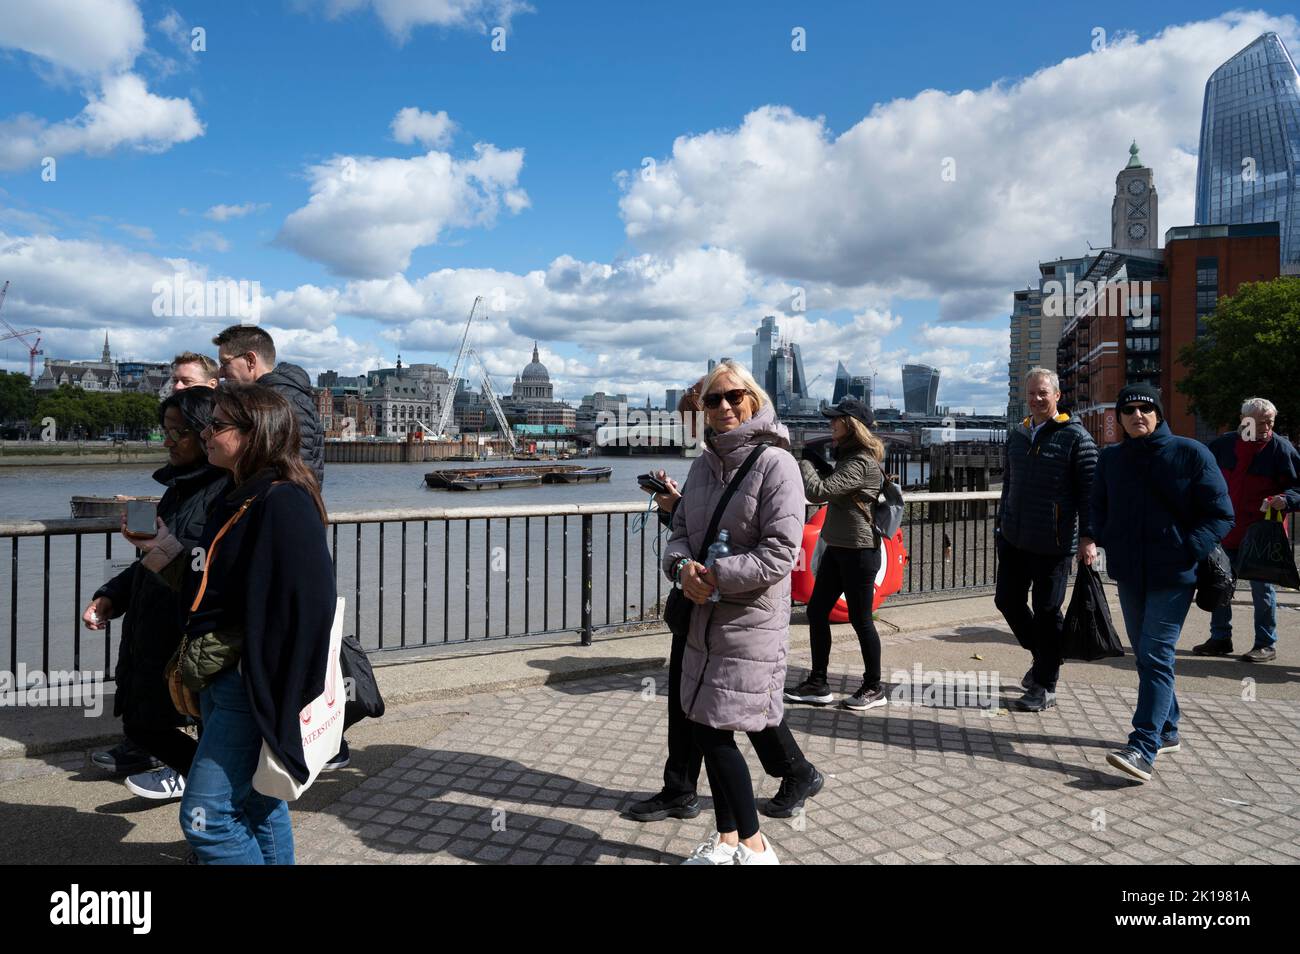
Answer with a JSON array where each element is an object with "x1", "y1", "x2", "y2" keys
[{"x1": 996, "y1": 368, "x2": 1099, "y2": 712}]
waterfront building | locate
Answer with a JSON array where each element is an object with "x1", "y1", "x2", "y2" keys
[{"x1": 902, "y1": 364, "x2": 940, "y2": 416}]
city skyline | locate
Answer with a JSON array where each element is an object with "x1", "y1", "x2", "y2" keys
[{"x1": 1, "y1": 3, "x2": 1298, "y2": 415}]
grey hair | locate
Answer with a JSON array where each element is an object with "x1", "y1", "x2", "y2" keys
[
  {"x1": 1241, "y1": 397, "x2": 1277, "y2": 418},
  {"x1": 1025, "y1": 367, "x2": 1060, "y2": 392}
]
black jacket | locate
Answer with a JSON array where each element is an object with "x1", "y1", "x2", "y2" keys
[
  {"x1": 182, "y1": 469, "x2": 336, "y2": 784},
  {"x1": 1090, "y1": 421, "x2": 1234, "y2": 589},
  {"x1": 96, "y1": 462, "x2": 231, "y2": 724},
  {"x1": 260, "y1": 362, "x2": 325, "y2": 486},
  {"x1": 998, "y1": 413, "x2": 1098, "y2": 555}
]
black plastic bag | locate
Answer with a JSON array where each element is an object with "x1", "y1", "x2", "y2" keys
[
  {"x1": 1234, "y1": 512, "x2": 1300, "y2": 589},
  {"x1": 340, "y1": 635, "x2": 385, "y2": 730},
  {"x1": 1060, "y1": 565, "x2": 1125, "y2": 662},
  {"x1": 1195, "y1": 545, "x2": 1236, "y2": 612}
]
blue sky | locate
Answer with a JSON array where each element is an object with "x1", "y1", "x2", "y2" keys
[{"x1": 1, "y1": 1, "x2": 1297, "y2": 412}]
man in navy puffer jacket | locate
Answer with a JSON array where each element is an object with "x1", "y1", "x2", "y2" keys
[
  {"x1": 1090, "y1": 383, "x2": 1233, "y2": 783},
  {"x1": 996, "y1": 369, "x2": 1098, "y2": 712}
]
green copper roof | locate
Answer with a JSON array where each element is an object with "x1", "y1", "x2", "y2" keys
[{"x1": 1126, "y1": 140, "x2": 1143, "y2": 168}]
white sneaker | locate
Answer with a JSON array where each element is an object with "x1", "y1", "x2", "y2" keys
[
  {"x1": 124, "y1": 766, "x2": 186, "y2": 801},
  {"x1": 734, "y1": 835, "x2": 780, "y2": 865},
  {"x1": 681, "y1": 835, "x2": 740, "y2": 865}
]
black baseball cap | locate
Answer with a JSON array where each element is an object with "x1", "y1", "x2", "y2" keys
[{"x1": 822, "y1": 397, "x2": 875, "y2": 428}]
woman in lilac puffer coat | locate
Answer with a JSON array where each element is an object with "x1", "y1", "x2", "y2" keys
[{"x1": 663, "y1": 360, "x2": 805, "y2": 865}]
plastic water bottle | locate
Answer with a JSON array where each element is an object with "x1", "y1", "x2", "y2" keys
[{"x1": 704, "y1": 529, "x2": 730, "y2": 603}]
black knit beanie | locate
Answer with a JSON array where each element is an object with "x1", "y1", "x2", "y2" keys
[{"x1": 1116, "y1": 383, "x2": 1163, "y2": 422}]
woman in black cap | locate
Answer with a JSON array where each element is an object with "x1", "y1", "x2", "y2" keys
[
  {"x1": 1090, "y1": 383, "x2": 1233, "y2": 782},
  {"x1": 786, "y1": 397, "x2": 888, "y2": 709}
]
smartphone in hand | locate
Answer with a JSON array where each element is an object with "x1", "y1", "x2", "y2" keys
[
  {"x1": 637, "y1": 473, "x2": 669, "y2": 495},
  {"x1": 125, "y1": 500, "x2": 158, "y2": 537}
]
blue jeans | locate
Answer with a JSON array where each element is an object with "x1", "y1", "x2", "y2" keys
[
  {"x1": 1116, "y1": 581, "x2": 1193, "y2": 764},
  {"x1": 1209, "y1": 548, "x2": 1277, "y2": 649},
  {"x1": 180, "y1": 667, "x2": 294, "y2": 865}
]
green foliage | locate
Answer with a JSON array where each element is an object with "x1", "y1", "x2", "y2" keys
[
  {"x1": 1178, "y1": 277, "x2": 1300, "y2": 434},
  {"x1": 30, "y1": 385, "x2": 160, "y2": 439},
  {"x1": 0, "y1": 371, "x2": 36, "y2": 424}
]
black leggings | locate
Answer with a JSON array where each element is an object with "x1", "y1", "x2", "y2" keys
[
  {"x1": 664, "y1": 626, "x2": 811, "y2": 797},
  {"x1": 690, "y1": 722, "x2": 760, "y2": 839},
  {"x1": 807, "y1": 545, "x2": 882, "y2": 689}
]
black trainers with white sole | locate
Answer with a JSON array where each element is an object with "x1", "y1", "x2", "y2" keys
[
  {"x1": 841, "y1": 683, "x2": 887, "y2": 711},
  {"x1": 784, "y1": 677, "x2": 834, "y2": 706}
]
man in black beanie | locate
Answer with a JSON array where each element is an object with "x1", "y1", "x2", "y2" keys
[{"x1": 1089, "y1": 381, "x2": 1234, "y2": 782}]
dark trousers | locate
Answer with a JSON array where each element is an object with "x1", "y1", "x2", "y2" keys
[
  {"x1": 663, "y1": 626, "x2": 810, "y2": 797},
  {"x1": 123, "y1": 716, "x2": 198, "y2": 777},
  {"x1": 691, "y1": 723, "x2": 761, "y2": 839},
  {"x1": 808, "y1": 545, "x2": 882, "y2": 689},
  {"x1": 993, "y1": 536, "x2": 1071, "y2": 691}
]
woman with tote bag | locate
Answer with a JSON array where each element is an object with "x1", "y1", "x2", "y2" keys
[{"x1": 131, "y1": 383, "x2": 337, "y2": 864}]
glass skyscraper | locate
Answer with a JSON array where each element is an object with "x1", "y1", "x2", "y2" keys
[
  {"x1": 902, "y1": 364, "x2": 940, "y2": 415},
  {"x1": 1194, "y1": 32, "x2": 1300, "y2": 274}
]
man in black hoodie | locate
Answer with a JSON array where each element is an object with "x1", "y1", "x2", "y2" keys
[{"x1": 213, "y1": 325, "x2": 325, "y2": 486}]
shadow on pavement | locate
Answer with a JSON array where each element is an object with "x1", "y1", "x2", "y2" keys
[{"x1": 322, "y1": 745, "x2": 671, "y2": 864}]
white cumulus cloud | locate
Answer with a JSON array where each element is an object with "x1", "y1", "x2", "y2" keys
[
  {"x1": 277, "y1": 142, "x2": 529, "y2": 278},
  {"x1": 391, "y1": 107, "x2": 457, "y2": 148}
]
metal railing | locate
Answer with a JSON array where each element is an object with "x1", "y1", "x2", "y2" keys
[{"x1": 2, "y1": 493, "x2": 1294, "y2": 681}]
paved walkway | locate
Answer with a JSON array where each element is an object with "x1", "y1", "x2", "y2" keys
[{"x1": 3, "y1": 591, "x2": 1299, "y2": 864}]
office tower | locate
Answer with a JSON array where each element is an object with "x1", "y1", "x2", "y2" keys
[
  {"x1": 1195, "y1": 32, "x2": 1300, "y2": 274},
  {"x1": 902, "y1": 364, "x2": 940, "y2": 415}
]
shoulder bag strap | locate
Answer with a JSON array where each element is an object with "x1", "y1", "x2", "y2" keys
[{"x1": 694, "y1": 442, "x2": 771, "y2": 563}]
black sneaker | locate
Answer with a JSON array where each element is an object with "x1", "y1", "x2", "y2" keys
[
  {"x1": 1192, "y1": 638, "x2": 1234, "y2": 657},
  {"x1": 90, "y1": 739, "x2": 161, "y2": 776},
  {"x1": 841, "y1": 683, "x2": 887, "y2": 710},
  {"x1": 321, "y1": 739, "x2": 350, "y2": 772},
  {"x1": 1157, "y1": 733, "x2": 1181, "y2": 754},
  {"x1": 1106, "y1": 746, "x2": 1153, "y2": 782},
  {"x1": 1013, "y1": 685, "x2": 1057, "y2": 712},
  {"x1": 762, "y1": 768, "x2": 825, "y2": 818},
  {"x1": 784, "y1": 677, "x2": 833, "y2": 706},
  {"x1": 626, "y1": 790, "x2": 701, "y2": 822}
]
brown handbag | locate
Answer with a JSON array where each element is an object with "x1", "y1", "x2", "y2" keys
[{"x1": 165, "y1": 638, "x2": 201, "y2": 719}]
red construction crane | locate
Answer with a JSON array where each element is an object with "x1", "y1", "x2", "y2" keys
[{"x1": 0, "y1": 281, "x2": 44, "y2": 379}]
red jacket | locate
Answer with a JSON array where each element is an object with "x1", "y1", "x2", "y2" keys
[{"x1": 1209, "y1": 432, "x2": 1300, "y2": 549}]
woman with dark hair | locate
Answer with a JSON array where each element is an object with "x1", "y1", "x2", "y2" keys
[
  {"x1": 85, "y1": 386, "x2": 229, "y2": 799},
  {"x1": 132, "y1": 383, "x2": 335, "y2": 863},
  {"x1": 787, "y1": 397, "x2": 888, "y2": 710}
]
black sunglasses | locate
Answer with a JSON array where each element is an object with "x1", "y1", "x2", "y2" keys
[
  {"x1": 703, "y1": 388, "x2": 750, "y2": 409},
  {"x1": 1118, "y1": 404, "x2": 1155, "y2": 416},
  {"x1": 205, "y1": 418, "x2": 245, "y2": 435}
]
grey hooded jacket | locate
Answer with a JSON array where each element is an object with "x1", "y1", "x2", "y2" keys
[{"x1": 662, "y1": 405, "x2": 805, "y2": 732}]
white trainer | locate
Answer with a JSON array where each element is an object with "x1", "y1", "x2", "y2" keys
[
  {"x1": 681, "y1": 835, "x2": 740, "y2": 865},
  {"x1": 735, "y1": 835, "x2": 780, "y2": 865}
]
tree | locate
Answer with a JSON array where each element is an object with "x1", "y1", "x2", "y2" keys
[
  {"x1": 1178, "y1": 277, "x2": 1300, "y2": 435},
  {"x1": 0, "y1": 371, "x2": 36, "y2": 424}
]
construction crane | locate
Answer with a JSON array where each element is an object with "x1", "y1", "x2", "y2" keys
[
  {"x1": 0, "y1": 281, "x2": 44, "y2": 379},
  {"x1": 467, "y1": 348, "x2": 518, "y2": 455},
  {"x1": 432, "y1": 295, "x2": 483, "y2": 439}
]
